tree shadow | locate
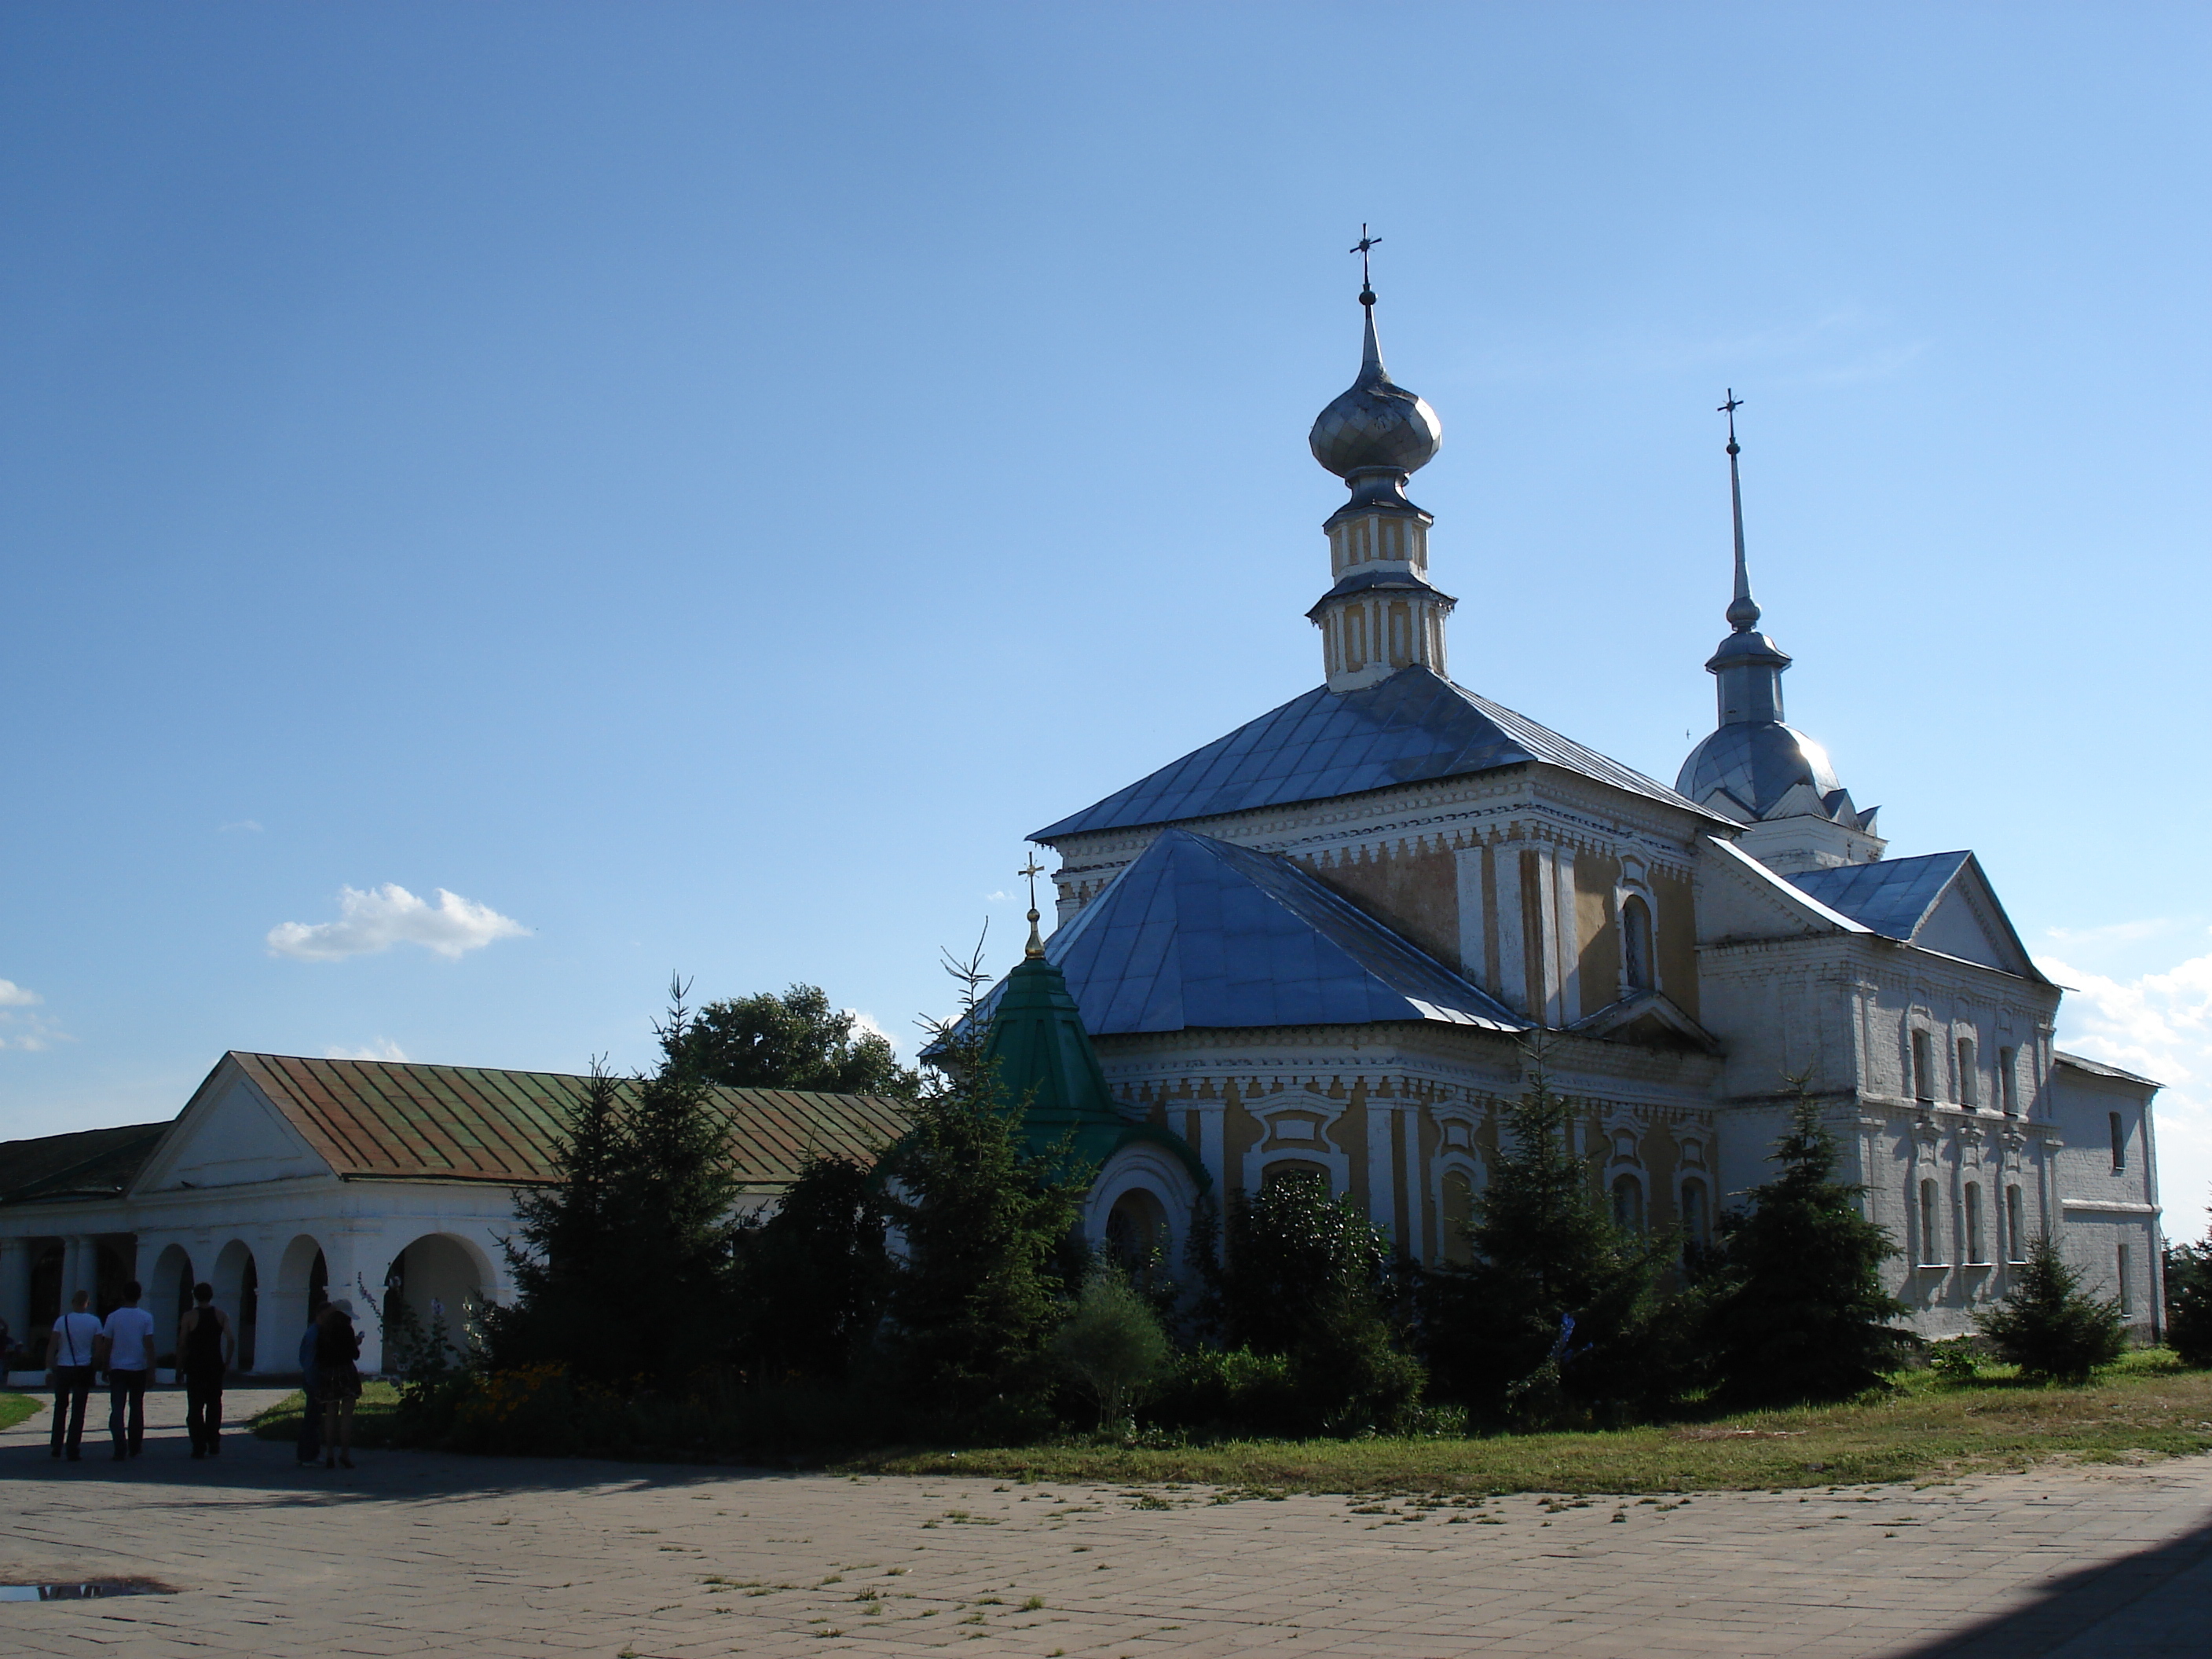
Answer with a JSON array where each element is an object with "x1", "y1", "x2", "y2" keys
[{"x1": 1895, "y1": 1514, "x2": 2212, "y2": 1657}]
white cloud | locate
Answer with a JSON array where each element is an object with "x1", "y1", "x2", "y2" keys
[
  {"x1": 0, "y1": 980, "x2": 42, "y2": 1007},
  {"x1": 0, "y1": 982, "x2": 64, "y2": 1051},
  {"x1": 220, "y1": 819, "x2": 264, "y2": 834},
  {"x1": 844, "y1": 1008, "x2": 899, "y2": 1060},
  {"x1": 2043, "y1": 930, "x2": 2212, "y2": 1241},
  {"x1": 326, "y1": 1038, "x2": 408, "y2": 1062},
  {"x1": 268, "y1": 884, "x2": 529, "y2": 962}
]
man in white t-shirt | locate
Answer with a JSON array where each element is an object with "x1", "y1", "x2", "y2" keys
[
  {"x1": 99, "y1": 1280, "x2": 158, "y2": 1460},
  {"x1": 46, "y1": 1289, "x2": 103, "y2": 1460}
]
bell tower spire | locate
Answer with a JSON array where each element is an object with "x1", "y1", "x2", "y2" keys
[
  {"x1": 1704, "y1": 391, "x2": 1792, "y2": 727},
  {"x1": 1305, "y1": 230, "x2": 1456, "y2": 694}
]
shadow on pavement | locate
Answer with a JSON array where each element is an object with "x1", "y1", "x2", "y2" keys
[{"x1": 1898, "y1": 1516, "x2": 2212, "y2": 1657}]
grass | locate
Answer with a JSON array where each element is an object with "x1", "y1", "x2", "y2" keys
[
  {"x1": 0, "y1": 1391, "x2": 43, "y2": 1431},
  {"x1": 844, "y1": 1352, "x2": 2212, "y2": 1494},
  {"x1": 248, "y1": 1381, "x2": 405, "y2": 1446}
]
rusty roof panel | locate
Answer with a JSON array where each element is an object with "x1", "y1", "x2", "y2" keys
[{"x1": 228, "y1": 1053, "x2": 909, "y2": 1188}]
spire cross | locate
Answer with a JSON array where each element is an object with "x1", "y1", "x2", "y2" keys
[
  {"x1": 1718, "y1": 390, "x2": 1758, "y2": 632},
  {"x1": 1718, "y1": 389, "x2": 1743, "y2": 452},
  {"x1": 1018, "y1": 854, "x2": 1047, "y2": 958},
  {"x1": 1350, "y1": 224, "x2": 1380, "y2": 301}
]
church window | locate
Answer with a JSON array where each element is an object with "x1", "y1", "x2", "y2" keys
[
  {"x1": 2005, "y1": 1186, "x2": 2026, "y2": 1262},
  {"x1": 1679, "y1": 1177, "x2": 1709, "y2": 1252},
  {"x1": 1388, "y1": 604, "x2": 1410, "y2": 667},
  {"x1": 2118, "y1": 1244, "x2": 2133, "y2": 1315},
  {"x1": 1964, "y1": 1183, "x2": 1987, "y2": 1265},
  {"x1": 1621, "y1": 896, "x2": 1654, "y2": 993},
  {"x1": 1957, "y1": 1038, "x2": 1978, "y2": 1108},
  {"x1": 1919, "y1": 1179, "x2": 1943, "y2": 1264},
  {"x1": 1911, "y1": 1031, "x2": 1934, "y2": 1102},
  {"x1": 1999, "y1": 1048, "x2": 2018, "y2": 1115},
  {"x1": 1344, "y1": 608, "x2": 1367, "y2": 671},
  {"x1": 2109, "y1": 1111, "x2": 2126, "y2": 1173},
  {"x1": 1440, "y1": 1170, "x2": 1475, "y2": 1265},
  {"x1": 1610, "y1": 1174, "x2": 1644, "y2": 1233}
]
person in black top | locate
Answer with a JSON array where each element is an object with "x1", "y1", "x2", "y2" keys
[
  {"x1": 178, "y1": 1283, "x2": 234, "y2": 1459},
  {"x1": 314, "y1": 1301, "x2": 364, "y2": 1470}
]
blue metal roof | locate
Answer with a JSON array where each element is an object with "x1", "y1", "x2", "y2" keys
[
  {"x1": 1033, "y1": 665, "x2": 1703, "y2": 841},
  {"x1": 1785, "y1": 851, "x2": 1973, "y2": 941},
  {"x1": 968, "y1": 827, "x2": 1524, "y2": 1038}
]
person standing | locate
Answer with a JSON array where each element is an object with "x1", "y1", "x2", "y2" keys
[
  {"x1": 178, "y1": 1283, "x2": 233, "y2": 1459},
  {"x1": 99, "y1": 1280, "x2": 157, "y2": 1460},
  {"x1": 295, "y1": 1303, "x2": 323, "y2": 1467},
  {"x1": 46, "y1": 1290, "x2": 101, "y2": 1461},
  {"x1": 315, "y1": 1300, "x2": 363, "y2": 1470}
]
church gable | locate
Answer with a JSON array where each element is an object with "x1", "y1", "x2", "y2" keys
[
  {"x1": 1788, "y1": 851, "x2": 2042, "y2": 981},
  {"x1": 1694, "y1": 834, "x2": 1867, "y2": 946}
]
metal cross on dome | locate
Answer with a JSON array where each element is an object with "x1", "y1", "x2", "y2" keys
[
  {"x1": 1018, "y1": 853, "x2": 1046, "y2": 912},
  {"x1": 1350, "y1": 224, "x2": 1382, "y2": 291}
]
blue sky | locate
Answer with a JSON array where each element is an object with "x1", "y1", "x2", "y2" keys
[{"x1": 4, "y1": 3, "x2": 2208, "y2": 1221}]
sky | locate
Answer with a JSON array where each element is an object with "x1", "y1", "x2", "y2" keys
[{"x1": 2, "y1": 3, "x2": 2208, "y2": 1228}]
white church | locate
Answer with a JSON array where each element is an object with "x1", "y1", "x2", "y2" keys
[{"x1": 0, "y1": 275, "x2": 2164, "y2": 1375}]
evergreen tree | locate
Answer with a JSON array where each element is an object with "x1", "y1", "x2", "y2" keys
[
  {"x1": 732, "y1": 1155, "x2": 892, "y2": 1385},
  {"x1": 1424, "y1": 1065, "x2": 1671, "y2": 1424},
  {"x1": 880, "y1": 1027, "x2": 1090, "y2": 1416},
  {"x1": 1050, "y1": 1265, "x2": 1173, "y2": 1429},
  {"x1": 487, "y1": 980, "x2": 738, "y2": 1385},
  {"x1": 667, "y1": 983, "x2": 914, "y2": 1094},
  {"x1": 1218, "y1": 1170, "x2": 1426, "y2": 1431},
  {"x1": 1976, "y1": 1233, "x2": 2127, "y2": 1382},
  {"x1": 1701, "y1": 1092, "x2": 1910, "y2": 1404},
  {"x1": 2166, "y1": 1240, "x2": 2212, "y2": 1367}
]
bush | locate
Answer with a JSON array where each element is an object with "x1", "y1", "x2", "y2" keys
[
  {"x1": 1976, "y1": 1235, "x2": 2127, "y2": 1383},
  {"x1": 1145, "y1": 1349, "x2": 1302, "y2": 1437},
  {"x1": 1051, "y1": 1267, "x2": 1173, "y2": 1428},
  {"x1": 2166, "y1": 1243, "x2": 2212, "y2": 1368}
]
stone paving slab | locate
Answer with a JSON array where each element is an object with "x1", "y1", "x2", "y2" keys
[{"x1": 3, "y1": 1390, "x2": 2211, "y2": 1656}]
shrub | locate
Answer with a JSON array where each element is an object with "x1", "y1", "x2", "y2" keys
[
  {"x1": 1976, "y1": 1235, "x2": 2127, "y2": 1383},
  {"x1": 2166, "y1": 1242, "x2": 2212, "y2": 1368},
  {"x1": 1051, "y1": 1266, "x2": 1173, "y2": 1428},
  {"x1": 1146, "y1": 1348, "x2": 1302, "y2": 1437}
]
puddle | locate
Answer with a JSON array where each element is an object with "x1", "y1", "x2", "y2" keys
[{"x1": 0, "y1": 1578, "x2": 174, "y2": 1601}]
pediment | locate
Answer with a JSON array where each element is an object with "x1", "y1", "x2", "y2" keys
[
  {"x1": 1694, "y1": 835, "x2": 1865, "y2": 947},
  {"x1": 1910, "y1": 865, "x2": 2039, "y2": 978},
  {"x1": 1570, "y1": 991, "x2": 1722, "y2": 1054},
  {"x1": 134, "y1": 1064, "x2": 331, "y2": 1192}
]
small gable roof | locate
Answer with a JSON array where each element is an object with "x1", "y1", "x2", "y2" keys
[
  {"x1": 0, "y1": 1122, "x2": 170, "y2": 1207},
  {"x1": 146, "y1": 1053, "x2": 910, "y2": 1193},
  {"x1": 1032, "y1": 666, "x2": 1712, "y2": 840},
  {"x1": 1786, "y1": 851, "x2": 2045, "y2": 981},
  {"x1": 976, "y1": 828, "x2": 1523, "y2": 1037}
]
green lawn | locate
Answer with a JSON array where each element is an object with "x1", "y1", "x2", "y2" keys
[
  {"x1": 847, "y1": 1352, "x2": 2212, "y2": 1494},
  {"x1": 0, "y1": 1391, "x2": 42, "y2": 1432},
  {"x1": 248, "y1": 1381, "x2": 404, "y2": 1447}
]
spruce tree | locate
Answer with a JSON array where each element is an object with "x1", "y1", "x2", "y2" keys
[
  {"x1": 2166, "y1": 1240, "x2": 2212, "y2": 1367},
  {"x1": 732, "y1": 1155, "x2": 892, "y2": 1385},
  {"x1": 880, "y1": 1027, "x2": 1090, "y2": 1417},
  {"x1": 1976, "y1": 1233, "x2": 2126, "y2": 1382},
  {"x1": 1424, "y1": 1065, "x2": 1670, "y2": 1424},
  {"x1": 1701, "y1": 1092, "x2": 1910, "y2": 1404}
]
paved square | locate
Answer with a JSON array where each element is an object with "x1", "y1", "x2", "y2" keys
[{"x1": 3, "y1": 1388, "x2": 2209, "y2": 1657}]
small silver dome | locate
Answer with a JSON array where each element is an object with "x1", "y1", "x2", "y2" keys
[
  {"x1": 1309, "y1": 302, "x2": 1441, "y2": 479},
  {"x1": 1676, "y1": 720, "x2": 1841, "y2": 819}
]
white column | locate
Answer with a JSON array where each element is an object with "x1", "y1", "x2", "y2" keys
[
  {"x1": 61, "y1": 1235, "x2": 97, "y2": 1309},
  {"x1": 1494, "y1": 843, "x2": 1529, "y2": 1015},
  {"x1": 1365, "y1": 1102, "x2": 1397, "y2": 1241},
  {"x1": 1554, "y1": 848, "x2": 1580, "y2": 1024},
  {"x1": 1533, "y1": 846, "x2": 1563, "y2": 1027},
  {"x1": 1454, "y1": 844, "x2": 1488, "y2": 989},
  {"x1": 1400, "y1": 1108, "x2": 1426, "y2": 1262},
  {"x1": 320, "y1": 1228, "x2": 388, "y2": 1375}
]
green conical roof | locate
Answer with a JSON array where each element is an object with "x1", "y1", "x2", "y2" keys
[{"x1": 982, "y1": 947, "x2": 1209, "y2": 1190}]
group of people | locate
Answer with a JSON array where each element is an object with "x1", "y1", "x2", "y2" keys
[{"x1": 39, "y1": 1280, "x2": 365, "y2": 1468}]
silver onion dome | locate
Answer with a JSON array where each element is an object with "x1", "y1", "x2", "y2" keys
[
  {"x1": 1676, "y1": 721, "x2": 1844, "y2": 821},
  {"x1": 1309, "y1": 297, "x2": 1442, "y2": 479}
]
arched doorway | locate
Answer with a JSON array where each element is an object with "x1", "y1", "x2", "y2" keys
[
  {"x1": 1104, "y1": 1187, "x2": 1170, "y2": 1269},
  {"x1": 383, "y1": 1234, "x2": 489, "y2": 1370},
  {"x1": 212, "y1": 1241, "x2": 259, "y2": 1372},
  {"x1": 149, "y1": 1245, "x2": 195, "y2": 1363}
]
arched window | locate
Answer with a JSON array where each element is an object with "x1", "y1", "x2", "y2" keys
[
  {"x1": 1919, "y1": 1179, "x2": 1942, "y2": 1265},
  {"x1": 1610, "y1": 1174, "x2": 1645, "y2": 1233},
  {"x1": 1679, "y1": 1177, "x2": 1709, "y2": 1252},
  {"x1": 2109, "y1": 1111, "x2": 2127, "y2": 1172},
  {"x1": 1964, "y1": 1183, "x2": 1986, "y2": 1265},
  {"x1": 1911, "y1": 1031, "x2": 1934, "y2": 1102},
  {"x1": 1998, "y1": 1047, "x2": 2019, "y2": 1115},
  {"x1": 1621, "y1": 896, "x2": 1654, "y2": 993},
  {"x1": 1343, "y1": 609, "x2": 1367, "y2": 672},
  {"x1": 2005, "y1": 1186, "x2": 2026, "y2": 1262},
  {"x1": 1105, "y1": 1188, "x2": 1169, "y2": 1269},
  {"x1": 1957, "y1": 1038, "x2": 1978, "y2": 1108},
  {"x1": 1439, "y1": 1170, "x2": 1475, "y2": 1266}
]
